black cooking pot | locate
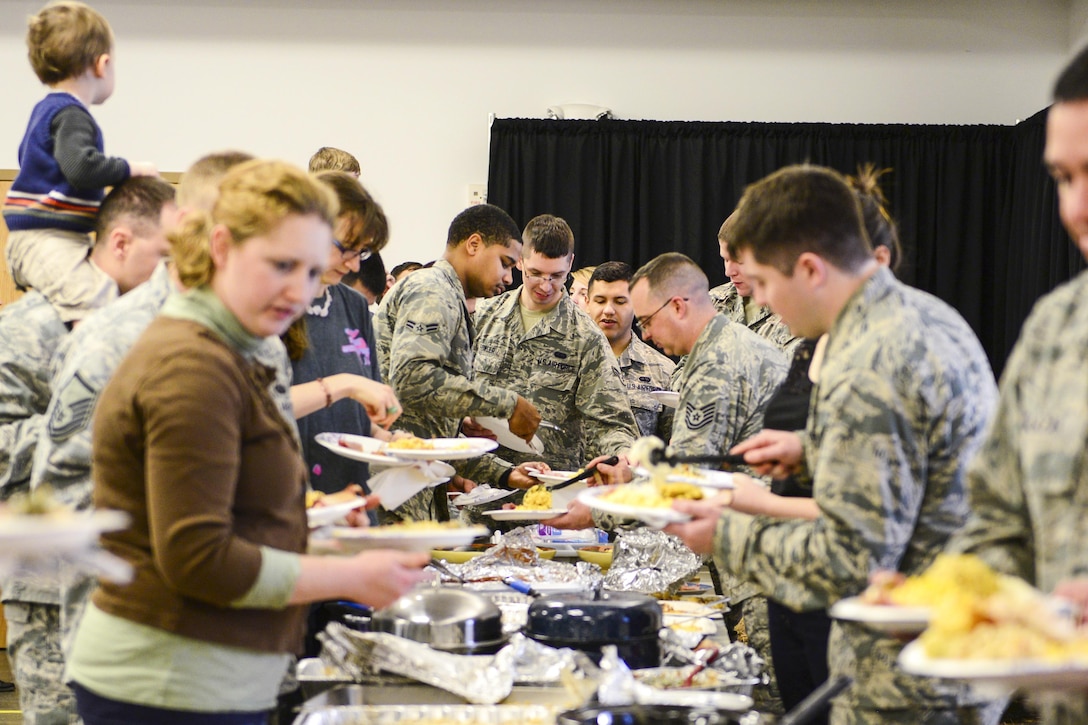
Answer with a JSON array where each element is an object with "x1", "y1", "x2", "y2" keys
[
  {"x1": 557, "y1": 704, "x2": 753, "y2": 725},
  {"x1": 525, "y1": 588, "x2": 662, "y2": 669}
]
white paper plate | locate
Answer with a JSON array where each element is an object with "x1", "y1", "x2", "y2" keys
[
  {"x1": 528, "y1": 470, "x2": 581, "y2": 485},
  {"x1": 381, "y1": 437, "x2": 499, "y2": 461},
  {"x1": 649, "y1": 390, "x2": 681, "y2": 408},
  {"x1": 577, "y1": 484, "x2": 696, "y2": 529},
  {"x1": 664, "y1": 616, "x2": 719, "y2": 635},
  {"x1": 329, "y1": 524, "x2": 490, "y2": 552},
  {"x1": 450, "y1": 485, "x2": 519, "y2": 507},
  {"x1": 306, "y1": 497, "x2": 368, "y2": 528},
  {"x1": 485, "y1": 508, "x2": 568, "y2": 522},
  {"x1": 828, "y1": 596, "x2": 931, "y2": 635},
  {"x1": 659, "y1": 600, "x2": 723, "y2": 619},
  {"x1": 898, "y1": 639, "x2": 1088, "y2": 697},
  {"x1": 315, "y1": 433, "x2": 415, "y2": 467},
  {"x1": 0, "y1": 509, "x2": 129, "y2": 556},
  {"x1": 474, "y1": 416, "x2": 544, "y2": 455}
]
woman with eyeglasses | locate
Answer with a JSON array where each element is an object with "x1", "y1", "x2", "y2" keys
[{"x1": 283, "y1": 171, "x2": 400, "y2": 499}]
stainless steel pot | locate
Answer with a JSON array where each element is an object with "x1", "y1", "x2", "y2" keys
[{"x1": 369, "y1": 588, "x2": 505, "y2": 653}]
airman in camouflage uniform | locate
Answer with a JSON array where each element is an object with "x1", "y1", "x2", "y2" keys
[
  {"x1": 584, "y1": 262, "x2": 676, "y2": 441},
  {"x1": 667, "y1": 166, "x2": 1003, "y2": 725},
  {"x1": 948, "y1": 48, "x2": 1088, "y2": 724},
  {"x1": 375, "y1": 205, "x2": 537, "y2": 521},
  {"x1": 461, "y1": 217, "x2": 638, "y2": 483},
  {"x1": 710, "y1": 211, "x2": 797, "y2": 353},
  {"x1": 630, "y1": 253, "x2": 788, "y2": 714},
  {"x1": 3, "y1": 178, "x2": 179, "y2": 725},
  {"x1": 467, "y1": 288, "x2": 638, "y2": 477}
]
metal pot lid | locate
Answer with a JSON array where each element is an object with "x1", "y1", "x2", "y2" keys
[
  {"x1": 525, "y1": 589, "x2": 662, "y2": 641},
  {"x1": 370, "y1": 588, "x2": 503, "y2": 646}
]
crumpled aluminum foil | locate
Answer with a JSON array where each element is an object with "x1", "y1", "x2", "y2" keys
[
  {"x1": 447, "y1": 527, "x2": 602, "y2": 590},
  {"x1": 658, "y1": 628, "x2": 766, "y2": 681},
  {"x1": 603, "y1": 528, "x2": 702, "y2": 594},
  {"x1": 503, "y1": 632, "x2": 600, "y2": 686},
  {"x1": 318, "y1": 624, "x2": 514, "y2": 704}
]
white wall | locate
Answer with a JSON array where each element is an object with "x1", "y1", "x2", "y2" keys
[{"x1": 0, "y1": 0, "x2": 1074, "y2": 267}]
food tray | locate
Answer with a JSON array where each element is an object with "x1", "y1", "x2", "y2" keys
[{"x1": 292, "y1": 703, "x2": 558, "y2": 725}]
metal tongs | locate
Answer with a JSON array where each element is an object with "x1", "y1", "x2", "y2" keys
[{"x1": 648, "y1": 446, "x2": 747, "y2": 468}]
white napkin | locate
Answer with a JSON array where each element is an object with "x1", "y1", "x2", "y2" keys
[{"x1": 369, "y1": 460, "x2": 455, "y2": 510}]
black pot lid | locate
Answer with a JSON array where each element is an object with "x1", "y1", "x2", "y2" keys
[{"x1": 526, "y1": 589, "x2": 662, "y2": 641}]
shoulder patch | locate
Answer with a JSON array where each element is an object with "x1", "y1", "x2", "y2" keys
[
  {"x1": 47, "y1": 371, "x2": 99, "y2": 441},
  {"x1": 683, "y1": 401, "x2": 717, "y2": 431}
]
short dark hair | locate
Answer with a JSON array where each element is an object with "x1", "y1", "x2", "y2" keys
[
  {"x1": 522, "y1": 214, "x2": 574, "y2": 258},
  {"x1": 390, "y1": 261, "x2": 423, "y2": 279},
  {"x1": 344, "y1": 251, "x2": 387, "y2": 299},
  {"x1": 728, "y1": 165, "x2": 872, "y2": 275},
  {"x1": 95, "y1": 177, "x2": 175, "y2": 240},
  {"x1": 588, "y1": 260, "x2": 633, "y2": 292},
  {"x1": 446, "y1": 204, "x2": 520, "y2": 248},
  {"x1": 1054, "y1": 45, "x2": 1088, "y2": 103}
]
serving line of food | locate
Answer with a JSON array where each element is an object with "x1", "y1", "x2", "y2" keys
[{"x1": 296, "y1": 432, "x2": 777, "y2": 725}]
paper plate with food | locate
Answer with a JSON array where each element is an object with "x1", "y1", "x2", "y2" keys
[
  {"x1": 578, "y1": 481, "x2": 713, "y2": 529},
  {"x1": 315, "y1": 432, "x2": 415, "y2": 467},
  {"x1": 329, "y1": 522, "x2": 489, "y2": 552},
  {"x1": 449, "y1": 485, "x2": 518, "y2": 508},
  {"x1": 485, "y1": 484, "x2": 566, "y2": 521},
  {"x1": 0, "y1": 508, "x2": 130, "y2": 556},
  {"x1": 380, "y1": 435, "x2": 499, "y2": 461},
  {"x1": 633, "y1": 464, "x2": 734, "y2": 489},
  {"x1": 893, "y1": 554, "x2": 1088, "y2": 694},
  {"x1": 305, "y1": 493, "x2": 368, "y2": 528}
]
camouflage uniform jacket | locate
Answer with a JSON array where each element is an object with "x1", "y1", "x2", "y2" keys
[
  {"x1": 671, "y1": 313, "x2": 787, "y2": 607},
  {"x1": 616, "y1": 334, "x2": 675, "y2": 440},
  {"x1": 6, "y1": 263, "x2": 297, "y2": 606},
  {"x1": 670, "y1": 313, "x2": 787, "y2": 460},
  {"x1": 0, "y1": 290, "x2": 67, "y2": 501},
  {"x1": 710, "y1": 281, "x2": 798, "y2": 352},
  {"x1": 375, "y1": 261, "x2": 519, "y2": 517},
  {"x1": 466, "y1": 289, "x2": 638, "y2": 479},
  {"x1": 951, "y1": 270, "x2": 1088, "y2": 723},
  {"x1": 713, "y1": 267, "x2": 998, "y2": 713}
]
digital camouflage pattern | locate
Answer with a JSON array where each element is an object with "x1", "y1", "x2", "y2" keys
[
  {"x1": 0, "y1": 290, "x2": 68, "y2": 501},
  {"x1": 951, "y1": 270, "x2": 1088, "y2": 723},
  {"x1": 713, "y1": 268, "x2": 1000, "y2": 722},
  {"x1": 616, "y1": 334, "x2": 675, "y2": 440},
  {"x1": 465, "y1": 289, "x2": 638, "y2": 479},
  {"x1": 669, "y1": 313, "x2": 787, "y2": 463},
  {"x1": 710, "y1": 281, "x2": 797, "y2": 352},
  {"x1": 375, "y1": 260, "x2": 519, "y2": 520},
  {"x1": 4, "y1": 601, "x2": 77, "y2": 725}
]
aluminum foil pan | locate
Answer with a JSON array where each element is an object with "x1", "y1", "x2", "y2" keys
[
  {"x1": 602, "y1": 529, "x2": 702, "y2": 594},
  {"x1": 292, "y1": 703, "x2": 557, "y2": 725}
]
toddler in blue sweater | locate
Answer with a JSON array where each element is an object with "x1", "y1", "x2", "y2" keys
[{"x1": 2, "y1": 1, "x2": 156, "y2": 322}]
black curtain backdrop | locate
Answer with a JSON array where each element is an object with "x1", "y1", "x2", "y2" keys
[{"x1": 487, "y1": 110, "x2": 1083, "y2": 377}]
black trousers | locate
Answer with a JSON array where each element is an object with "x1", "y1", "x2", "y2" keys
[{"x1": 766, "y1": 600, "x2": 833, "y2": 724}]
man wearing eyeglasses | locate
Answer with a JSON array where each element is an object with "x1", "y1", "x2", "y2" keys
[{"x1": 465, "y1": 214, "x2": 638, "y2": 484}]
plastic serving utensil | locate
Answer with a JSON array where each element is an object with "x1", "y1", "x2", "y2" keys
[
  {"x1": 648, "y1": 448, "x2": 748, "y2": 468},
  {"x1": 549, "y1": 455, "x2": 621, "y2": 491}
]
